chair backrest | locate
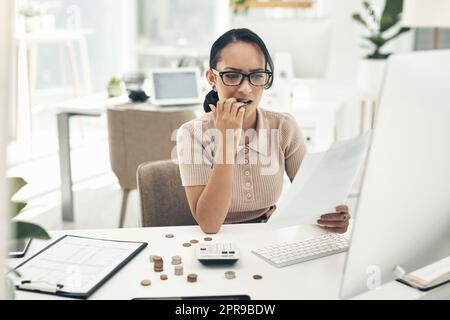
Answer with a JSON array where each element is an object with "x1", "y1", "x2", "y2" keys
[
  {"x1": 137, "y1": 160, "x2": 197, "y2": 227},
  {"x1": 107, "y1": 107, "x2": 195, "y2": 190}
]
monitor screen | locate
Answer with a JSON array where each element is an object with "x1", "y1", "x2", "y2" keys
[
  {"x1": 153, "y1": 71, "x2": 199, "y2": 100},
  {"x1": 340, "y1": 50, "x2": 450, "y2": 299}
]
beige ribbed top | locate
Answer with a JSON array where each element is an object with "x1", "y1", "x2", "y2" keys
[{"x1": 176, "y1": 107, "x2": 307, "y2": 223}]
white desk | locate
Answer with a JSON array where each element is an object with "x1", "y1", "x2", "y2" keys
[{"x1": 9, "y1": 224, "x2": 447, "y2": 300}]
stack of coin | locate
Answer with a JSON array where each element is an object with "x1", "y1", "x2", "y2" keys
[
  {"x1": 187, "y1": 273, "x2": 197, "y2": 283},
  {"x1": 171, "y1": 255, "x2": 182, "y2": 265},
  {"x1": 149, "y1": 255, "x2": 157, "y2": 263},
  {"x1": 174, "y1": 265, "x2": 183, "y2": 276},
  {"x1": 225, "y1": 271, "x2": 236, "y2": 280},
  {"x1": 153, "y1": 256, "x2": 163, "y2": 272}
]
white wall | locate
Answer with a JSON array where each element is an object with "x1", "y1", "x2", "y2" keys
[
  {"x1": 34, "y1": 0, "x2": 137, "y2": 91},
  {"x1": 0, "y1": 0, "x2": 15, "y2": 300},
  {"x1": 323, "y1": 0, "x2": 414, "y2": 84}
]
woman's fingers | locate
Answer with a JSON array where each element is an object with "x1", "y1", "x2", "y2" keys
[
  {"x1": 223, "y1": 98, "x2": 236, "y2": 114},
  {"x1": 236, "y1": 105, "x2": 246, "y2": 123},
  {"x1": 231, "y1": 102, "x2": 245, "y2": 117},
  {"x1": 317, "y1": 219, "x2": 348, "y2": 228},
  {"x1": 319, "y1": 225, "x2": 348, "y2": 234},
  {"x1": 335, "y1": 205, "x2": 348, "y2": 213},
  {"x1": 320, "y1": 212, "x2": 347, "y2": 221}
]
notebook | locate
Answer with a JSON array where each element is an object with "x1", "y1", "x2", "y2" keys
[
  {"x1": 12, "y1": 235, "x2": 147, "y2": 299},
  {"x1": 397, "y1": 256, "x2": 450, "y2": 291}
]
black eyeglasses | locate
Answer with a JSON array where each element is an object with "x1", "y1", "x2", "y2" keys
[{"x1": 212, "y1": 69, "x2": 272, "y2": 87}]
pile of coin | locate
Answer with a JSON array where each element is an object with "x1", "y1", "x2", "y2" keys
[
  {"x1": 174, "y1": 265, "x2": 183, "y2": 276},
  {"x1": 187, "y1": 273, "x2": 197, "y2": 283},
  {"x1": 149, "y1": 255, "x2": 157, "y2": 263},
  {"x1": 153, "y1": 256, "x2": 163, "y2": 272},
  {"x1": 224, "y1": 271, "x2": 236, "y2": 280},
  {"x1": 171, "y1": 255, "x2": 182, "y2": 265}
]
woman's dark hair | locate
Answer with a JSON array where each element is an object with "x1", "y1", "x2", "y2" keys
[{"x1": 203, "y1": 28, "x2": 274, "y2": 113}]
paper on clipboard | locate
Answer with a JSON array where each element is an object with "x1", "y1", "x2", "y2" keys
[
  {"x1": 269, "y1": 131, "x2": 371, "y2": 228},
  {"x1": 13, "y1": 235, "x2": 147, "y2": 298}
]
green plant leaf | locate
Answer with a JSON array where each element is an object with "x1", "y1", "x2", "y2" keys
[
  {"x1": 8, "y1": 177, "x2": 28, "y2": 218},
  {"x1": 352, "y1": 13, "x2": 369, "y2": 29},
  {"x1": 12, "y1": 221, "x2": 51, "y2": 240},
  {"x1": 365, "y1": 35, "x2": 388, "y2": 48},
  {"x1": 363, "y1": 1, "x2": 379, "y2": 26},
  {"x1": 11, "y1": 201, "x2": 27, "y2": 218},
  {"x1": 385, "y1": 27, "x2": 411, "y2": 42},
  {"x1": 380, "y1": 0, "x2": 404, "y2": 32},
  {"x1": 7, "y1": 177, "x2": 27, "y2": 199}
]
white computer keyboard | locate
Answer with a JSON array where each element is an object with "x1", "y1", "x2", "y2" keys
[{"x1": 252, "y1": 233, "x2": 349, "y2": 268}]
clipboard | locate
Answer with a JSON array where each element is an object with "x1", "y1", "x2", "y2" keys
[{"x1": 12, "y1": 235, "x2": 147, "y2": 299}]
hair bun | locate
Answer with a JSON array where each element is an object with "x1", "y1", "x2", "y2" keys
[{"x1": 203, "y1": 90, "x2": 219, "y2": 113}]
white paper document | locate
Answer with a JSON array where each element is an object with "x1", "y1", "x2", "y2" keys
[{"x1": 268, "y1": 132, "x2": 371, "y2": 228}]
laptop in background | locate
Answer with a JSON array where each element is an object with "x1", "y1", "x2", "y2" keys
[{"x1": 147, "y1": 68, "x2": 203, "y2": 106}]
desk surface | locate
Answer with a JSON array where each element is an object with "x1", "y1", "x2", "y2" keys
[
  {"x1": 9, "y1": 223, "x2": 442, "y2": 300},
  {"x1": 9, "y1": 224, "x2": 346, "y2": 300}
]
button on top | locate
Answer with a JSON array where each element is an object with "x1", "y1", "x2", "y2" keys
[
  {"x1": 244, "y1": 159, "x2": 249, "y2": 164},
  {"x1": 245, "y1": 182, "x2": 252, "y2": 188},
  {"x1": 244, "y1": 147, "x2": 249, "y2": 154},
  {"x1": 246, "y1": 193, "x2": 252, "y2": 198},
  {"x1": 244, "y1": 171, "x2": 250, "y2": 176}
]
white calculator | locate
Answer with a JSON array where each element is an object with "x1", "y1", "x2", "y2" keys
[{"x1": 196, "y1": 243, "x2": 239, "y2": 265}]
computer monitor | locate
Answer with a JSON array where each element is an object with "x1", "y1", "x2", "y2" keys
[
  {"x1": 147, "y1": 68, "x2": 203, "y2": 106},
  {"x1": 340, "y1": 50, "x2": 450, "y2": 299},
  {"x1": 231, "y1": 17, "x2": 332, "y2": 78}
]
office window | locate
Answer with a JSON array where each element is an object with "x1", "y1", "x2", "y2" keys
[
  {"x1": 415, "y1": 28, "x2": 450, "y2": 49},
  {"x1": 137, "y1": 0, "x2": 215, "y2": 49}
]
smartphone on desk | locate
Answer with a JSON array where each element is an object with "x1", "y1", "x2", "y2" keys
[{"x1": 8, "y1": 237, "x2": 32, "y2": 258}]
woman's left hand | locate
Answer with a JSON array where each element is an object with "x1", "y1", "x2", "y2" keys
[{"x1": 317, "y1": 205, "x2": 351, "y2": 234}]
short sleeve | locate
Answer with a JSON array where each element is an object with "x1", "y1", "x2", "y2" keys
[
  {"x1": 176, "y1": 121, "x2": 213, "y2": 186},
  {"x1": 281, "y1": 113, "x2": 307, "y2": 182}
]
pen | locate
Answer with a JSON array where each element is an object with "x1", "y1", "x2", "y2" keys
[{"x1": 19, "y1": 280, "x2": 64, "y2": 293}]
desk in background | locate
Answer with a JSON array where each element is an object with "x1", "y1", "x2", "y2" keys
[{"x1": 55, "y1": 92, "x2": 202, "y2": 222}]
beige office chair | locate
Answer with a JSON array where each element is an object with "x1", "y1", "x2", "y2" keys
[
  {"x1": 137, "y1": 160, "x2": 197, "y2": 227},
  {"x1": 107, "y1": 107, "x2": 195, "y2": 227}
]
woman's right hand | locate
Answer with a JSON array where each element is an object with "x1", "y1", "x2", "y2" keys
[{"x1": 209, "y1": 98, "x2": 246, "y2": 155}]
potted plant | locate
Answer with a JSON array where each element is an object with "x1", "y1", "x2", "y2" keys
[
  {"x1": 107, "y1": 76, "x2": 126, "y2": 97},
  {"x1": 5, "y1": 177, "x2": 50, "y2": 299},
  {"x1": 18, "y1": 3, "x2": 45, "y2": 33},
  {"x1": 352, "y1": 0, "x2": 410, "y2": 97}
]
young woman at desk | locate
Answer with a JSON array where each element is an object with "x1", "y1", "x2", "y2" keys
[{"x1": 177, "y1": 28, "x2": 350, "y2": 234}]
